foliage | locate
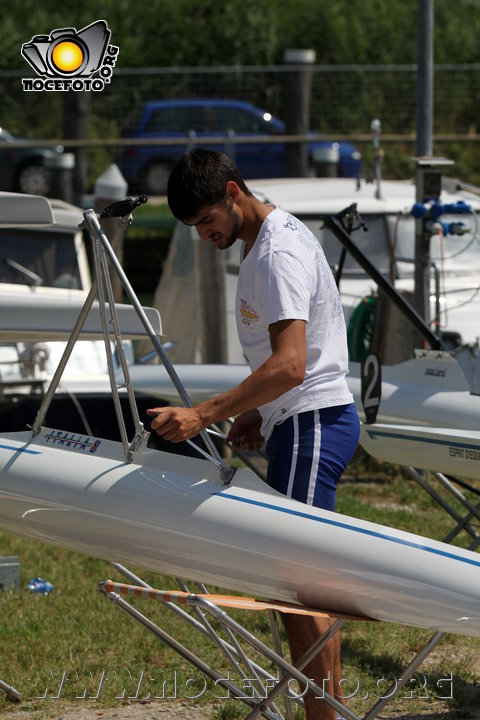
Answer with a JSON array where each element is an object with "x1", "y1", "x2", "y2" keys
[
  {"x1": 1, "y1": 2, "x2": 480, "y2": 187},
  {"x1": 0, "y1": 0, "x2": 479, "y2": 69}
]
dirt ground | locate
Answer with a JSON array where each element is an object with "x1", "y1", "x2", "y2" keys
[
  {"x1": 4, "y1": 698, "x2": 480, "y2": 720},
  {"x1": 2, "y1": 699, "x2": 217, "y2": 720}
]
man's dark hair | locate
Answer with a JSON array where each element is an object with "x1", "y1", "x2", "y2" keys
[{"x1": 167, "y1": 148, "x2": 252, "y2": 222}]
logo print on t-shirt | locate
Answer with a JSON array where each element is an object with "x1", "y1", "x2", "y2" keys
[
  {"x1": 240, "y1": 298, "x2": 259, "y2": 326},
  {"x1": 283, "y1": 216, "x2": 298, "y2": 231}
]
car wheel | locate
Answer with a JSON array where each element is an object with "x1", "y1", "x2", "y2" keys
[
  {"x1": 145, "y1": 162, "x2": 170, "y2": 196},
  {"x1": 17, "y1": 163, "x2": 52, "y2": 195}
]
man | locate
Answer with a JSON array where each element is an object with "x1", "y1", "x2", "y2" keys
[{"x1": 148, "y1": 148, "x2": 360, "y2": 719}]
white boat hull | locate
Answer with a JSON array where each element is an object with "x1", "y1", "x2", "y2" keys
[
  {"x1": 129, "y1": 352, "x2": 480, "y2": 432},
  {"x1": 360, "y1": 422, "x2": 480, "y2": 480},
  {"x1": 128, "y1": 363, "x2": 250, "y2": 404},
  {"x1": 348, "y1": 351, "x2": 480, "y2": 430},
  {"x1": 1, "y1": 427, "x2": 480, "y2": 638}
]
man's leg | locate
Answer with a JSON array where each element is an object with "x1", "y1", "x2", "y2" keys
[
  {"x1": 266, "y1": 405, "x2": 359, "y2": 720},
  {"x1": 281, "y1": 613, "x2": 344, "y2": 720}
]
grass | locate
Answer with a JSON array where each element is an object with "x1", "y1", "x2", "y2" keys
[{"x1": 1, "y1": 449, "x2": 480, "y2": 719}]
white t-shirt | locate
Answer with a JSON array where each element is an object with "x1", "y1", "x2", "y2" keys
[{"x1": 236, "y1": 207, "x2": 353, "y2": 440}]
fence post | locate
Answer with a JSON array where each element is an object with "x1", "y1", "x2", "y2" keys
[
  {"x1": 63, "y1": 90, "x2": 90, "y2": 206},
  {"x1": 283, "y1": 49, "x2": 316, "y2": 177}
]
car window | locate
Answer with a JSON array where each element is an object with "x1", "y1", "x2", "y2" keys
[
  {"x1": 212, "y1": 107, "x2": 274, "y2": 135},
  {"x1": 142, "y1": 104, "x2": 277, "y2": 136},
  {"x1": 0, "y1": 229, "x2": 82, "y2": 289},
  {"x1": 144, "y1": 106, "x2": 215, "y2": 133}
]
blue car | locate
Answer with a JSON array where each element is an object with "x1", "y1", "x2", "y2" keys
[{"x1": 117, "y1": 98, "x2": 362, "y2": 195}]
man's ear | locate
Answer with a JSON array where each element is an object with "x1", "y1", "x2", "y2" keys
[{"x1": 226, "y1": 180, "x2": 241, "y2": 202}]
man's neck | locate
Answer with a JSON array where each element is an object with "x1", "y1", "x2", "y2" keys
[{"x1": 240, "y1": 200, "x2": 275, "y2": 255}]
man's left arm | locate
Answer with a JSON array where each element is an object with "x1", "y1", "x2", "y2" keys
[{"x1": 148, "y1": 319, "x2": 306, "y2": 442}]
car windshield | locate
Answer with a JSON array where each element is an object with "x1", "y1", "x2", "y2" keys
[{"x1": 0, "y1": 229, "x2": 82, "y2": 289}]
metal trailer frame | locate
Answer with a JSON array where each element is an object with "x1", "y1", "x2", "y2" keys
[
  {"x1": 98, "y1": 564, "x2": 447, "y2": 720},
  {"x1": 0, "y1": 677, "x2": 22, "y2": 703},
  {"x1": 408, "y1": 467, "x2": 480, "y2": 549}
]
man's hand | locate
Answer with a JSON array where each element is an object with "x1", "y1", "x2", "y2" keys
[
  {"x1": 226, "y1": 409, "x2": 264, "y2": 451},
  {"x1": 147, "y1": 406, "x2": 204, "y2": 443}
]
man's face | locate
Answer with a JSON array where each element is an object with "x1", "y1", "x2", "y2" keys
[{"x1": 187, "y1": 197, "x2": 241, "y2": 250}]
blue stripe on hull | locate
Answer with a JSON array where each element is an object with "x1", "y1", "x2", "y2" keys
[
  {"x1": 0, "y1": 443, "x2": 40, "y2": 455},
  {"x1": 219, "y1": 491, "x2": 480, "y2": 570},
  {"x1": 366, "y1": 428, "x2": 480, "y2": 452}
]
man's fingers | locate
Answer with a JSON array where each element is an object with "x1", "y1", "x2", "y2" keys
[
  {"x1": 147, "y1": 407, "x2": 202, "y2": 443},
  {"x1": 147, "y1": 408, "x2": 175, "y2": 434},
  {"x1": 230, "y1": 434, "x2": 264, "y2": 451}
]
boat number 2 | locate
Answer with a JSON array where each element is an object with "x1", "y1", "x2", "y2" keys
[{"x1": 361, "y1": 352, "x2": 381, "y2": 424}]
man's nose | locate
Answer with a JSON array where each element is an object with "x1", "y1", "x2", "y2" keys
[{"x1": 196, "y1": 226, "x2": 210, "y2": 243}]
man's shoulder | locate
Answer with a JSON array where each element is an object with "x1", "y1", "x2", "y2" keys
[{"x1": 264, "y1": 209, "x2": 322, "y2": 261}]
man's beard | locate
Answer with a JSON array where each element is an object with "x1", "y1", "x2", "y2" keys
[{"x1": 219, "y1": 207, "x2": 242, "y2": 250}]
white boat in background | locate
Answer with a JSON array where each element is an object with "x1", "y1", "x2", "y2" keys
[
  {"x1": 126, "y1": 349, "x2": 480, "y2": 480},
  {"x1": 0, "y1": 191, "x2": 163, "y2": 440},
  {"x1": 361, "y1": 423, "x2": 480, "y2": 481},
  {"x1": 127, "y1": 362, "x2": 250, "y2": 405},
  {"x1": 0, "y1": 192, "x2": 111, "y2": 395},
  {"x1": 0, "y1": 291, "x2": 161, "y2": 344},
  {"x1": 348, "y1": 349, "x2": 480, "y2": 430},
  {"x1": 128, "y1": 350, "x2": 480, "y2": 429}
]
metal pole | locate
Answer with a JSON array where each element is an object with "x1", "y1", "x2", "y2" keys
[
  {"x1": 110, "y1": 564, "x2": 279, "y2": 687},
  {"x1": 100, "y1": 589, "x2": 279, "y2": 718},
  {"x1": 82, "y1": 209, "x2": 235, "y2": 483},
  {"x1": 283, "y1": 49, "x2": 316, "y2": 177},
  {"x1": 30, "y1": 281, "x2": 99, "y2": 434},
  {"x1": 416, "y1": 0, "x2": 434, "y2": 158},
  {"x1": 325, "y1": 210, "x2": 444, "y2": 351},
  {"x1": 363, "y1": 631, "x2": 445, "y2": 720},
  {"x1": 414, "y1": 0, "x2": 434, "y2": 326},
  {"x1": 0, "y1": 677, "x2": 22, "y2": 702}
]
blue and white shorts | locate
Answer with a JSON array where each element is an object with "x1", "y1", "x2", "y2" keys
[{"x1": 265, "y1": 403, "x2": 360, "y2": 511}]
